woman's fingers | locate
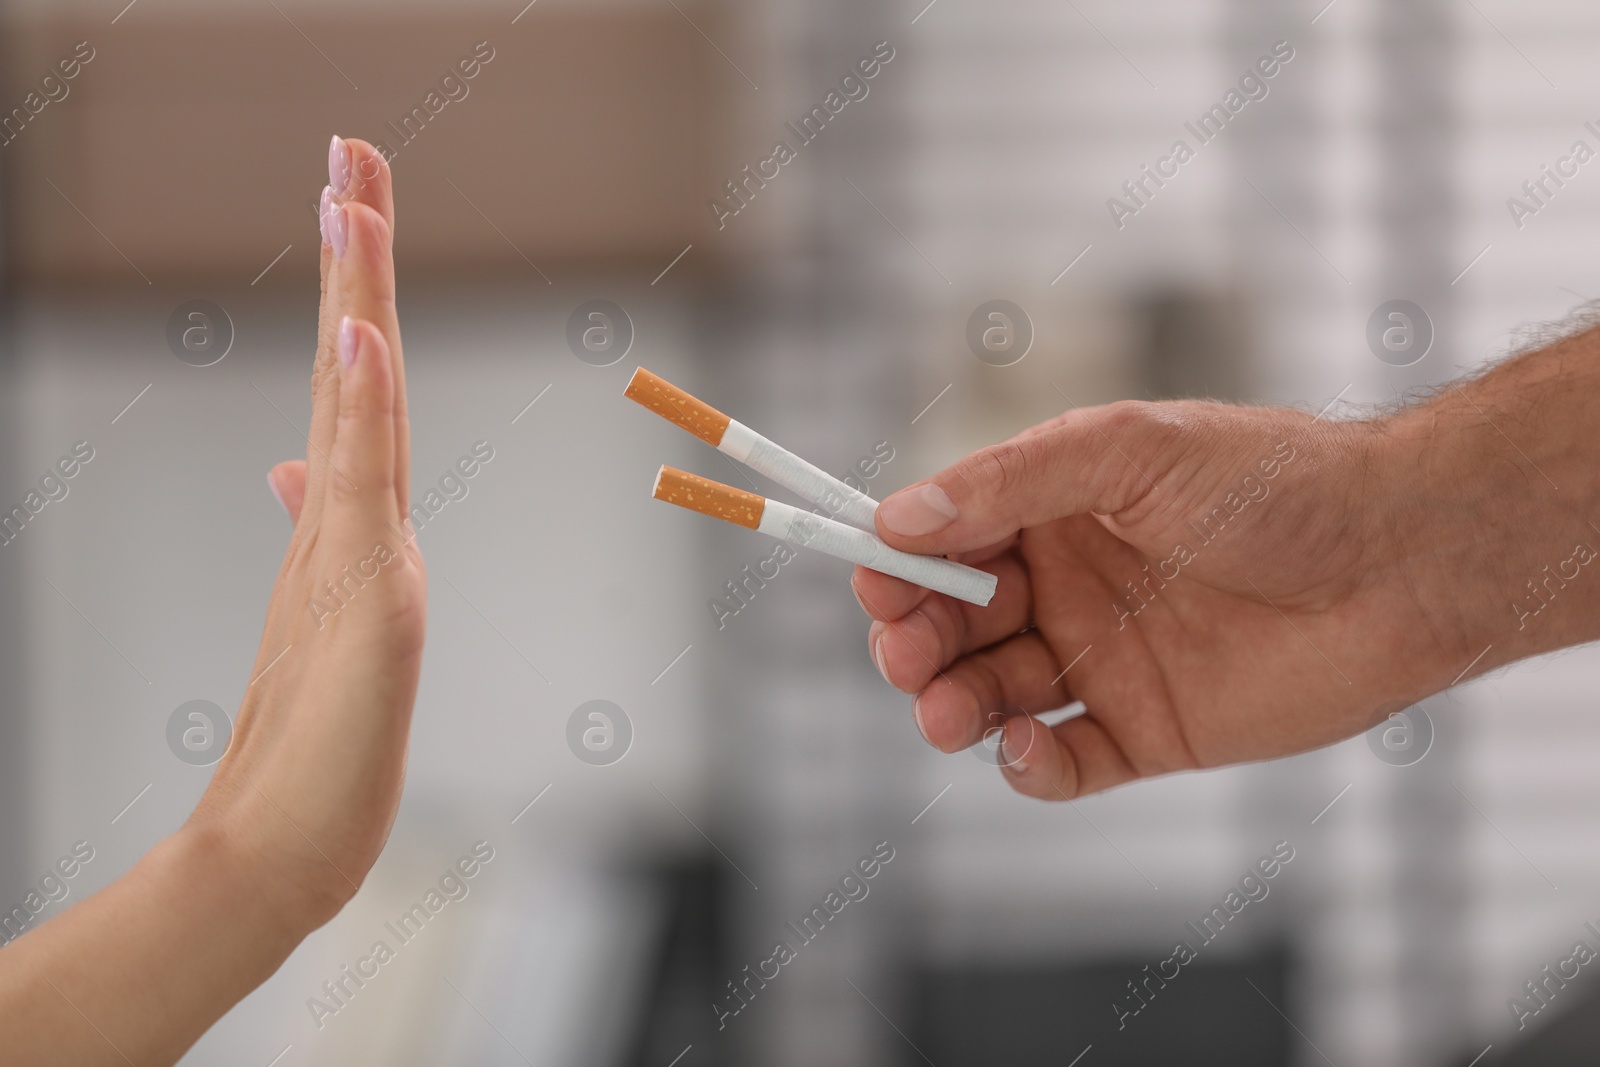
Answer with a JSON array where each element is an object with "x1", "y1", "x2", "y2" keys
[
  {"x1": 328, "y1": 139, "x2": 409, "y2": 520},
  {"x1": 304, "y1": 136, "x2": 407, "y2": 536},
  {"x1": 304, "y1": 150, "x2": 405, "y2": 532},
  {"x1": 302, "y1": 186, "x2": 346, "y2": 534},
  {"x1": 330, "y1": 203, "x2": 397, "y2": 356},
  {"x1": 267, "y1": 461, "x2": 307, "y2": 525},
  {"x1": 912, "y1": 630, "x2": 1069, "y2": 752},
  {"x1": 320, "y1": 318, "x2": 399, "y2": 559},
  {"x1": 328, "y1": 201, "x2": 408, "y2": 521},
  {"x1": 331, "y1": 136, "x2": 395, "y2": 233}
]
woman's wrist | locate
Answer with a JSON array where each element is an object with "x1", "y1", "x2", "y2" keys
[{"x1": 171, "y1": 799, "x2": 347, "y2": 954}]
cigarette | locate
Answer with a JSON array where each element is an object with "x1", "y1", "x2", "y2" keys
[
  {"x1": 625, "y1": 367, "x2": 880, "y2": 532},
  {"x1": 653, "y1": 467, "x2": 997, "y2": 607}
]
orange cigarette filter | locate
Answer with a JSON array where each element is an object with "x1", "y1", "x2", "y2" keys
[
  {"x1": 625, "y1": 368, "x2": 731, "y2": 447},
  {"x1": 653, "y1": 466, "x2": 764, "y2": 529}
]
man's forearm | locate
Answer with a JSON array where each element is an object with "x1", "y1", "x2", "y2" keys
[{"x1": 1376, "y1": 324, "x2": 1600, "y2": 688}]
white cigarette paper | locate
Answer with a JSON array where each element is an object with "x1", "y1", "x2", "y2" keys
[
  {"x1": 718, "y1": 421, "x2": 880, "y2": 532},
  {"x1": 624, "y1": 367, "x2": 881, "y2": 531},
  {"x1": 758, "y1": 499, "x2": 997, "y2": 606}
]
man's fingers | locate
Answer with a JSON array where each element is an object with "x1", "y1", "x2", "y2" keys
[
  {"x1": 267, "y1": 461, "x2": 307, "y2": 525},
  {"x1": 324, "y1": 318, "x2": 399, "y2": 544},
  {"x1": 850, "y1": 534, "x2": 1020, "y2": 622},
  {"x1": 868, "y1": 555, "x2": 1033, "y2": 691},
  {"x1": 874, "y1": 402, "x2": 1171, "y2": 556},
  {"x1": 911, "y1": 631, "x2": 1069, "y2": 752},
  {"x1": 851, "y1": 565, "x2": 930, "y2": 622},
  {"x1": 999, "y1": 713, "x2": 1140, "y2": 801}
]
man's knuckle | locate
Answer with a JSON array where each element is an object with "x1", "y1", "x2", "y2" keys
[
  {"x1": 1101, "y1": 399, "x2": 1159, "y2": 437},
  {"x1": 961, "y1": 440, "x2": 1032, "y2": 497}
]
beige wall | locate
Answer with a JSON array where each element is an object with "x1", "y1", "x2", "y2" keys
[{"x1": 0, "y1": 11, "x2": 724, "y2": 284}]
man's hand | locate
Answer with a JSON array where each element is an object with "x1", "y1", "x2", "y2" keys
[{"x1": 854, "y1": 329, "x2": 1600, "y2": 800}]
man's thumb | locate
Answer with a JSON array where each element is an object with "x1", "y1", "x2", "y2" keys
[{"x1": 874, "y1": 403, "x2": 1162, "y2": 556}]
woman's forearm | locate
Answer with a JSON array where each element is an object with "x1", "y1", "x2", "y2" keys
[{"x1": 0, "y1": 822, "x2": 310, "y2": 1065}]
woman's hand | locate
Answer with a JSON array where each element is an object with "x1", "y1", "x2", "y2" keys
[
  {"x1": 0, "y1": 136, "x2": 424, "y2": 1066},
  {"x1": 854, "y1": 336, "x2": 1600, "y2": 801},
  {"x1": 203, "y1": 133, "x2": 425, "y2": 926}
]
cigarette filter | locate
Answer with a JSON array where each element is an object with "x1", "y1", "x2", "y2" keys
[
  {"x1": 626, "y1": 367, "x2": 881, "y2": 532},
  {"x1": 653, "y1": 467, "x2": 997, "y2": 606}
]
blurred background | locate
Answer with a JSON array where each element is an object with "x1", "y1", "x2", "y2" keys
[{"x1": 3, "y1": 0, "x2": 1600, "y2": 1064}]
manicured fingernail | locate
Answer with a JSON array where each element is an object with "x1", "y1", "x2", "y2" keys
[
  {"x1": 328, "y1": 135, "x2": 351, "y2": 195},
  {"x1": 267, "y1": 471, "x2": 287, "y2": 514},
  {"x1": 338, "y1": 316, "x2": 358, "y2": 370},
  {"x1": 851, "y1": 576, "x2": 869, "y2": 614},
  {"x1": 318, "y1": 185, "x2": 332, "y2": 246},
  {"x1": 913, "y1": 696, "x2": 931, "y2": 744},
  {"x1": 879, "y1": 483, "x2": 958, "y2": 536},
  {"x1": 328, "y1": 197, "x2": 348, "y2": 259},
  {"x1": 873, "y1": 634, "x2": 891, "y2": 684},
  {"x1": 1001, "y1": 736, "x2": 1028, "y2": 774}
]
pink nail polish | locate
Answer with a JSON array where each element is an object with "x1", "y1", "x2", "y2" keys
[
  {"x1": 328, "y1": 135, "x2": 351, "y2": 196},
  {"x1": 879, "y1": 483, "x2": 959, "y2": 536},
  {"x1": 318, "y1": 185, "x2": 332, "y2": 246},
  {"x1": 338, "y1": 316, "x2": 358, "y2": 369},
  {"x1": 328, "y1": 199, "x2": 348, "y2": 259}
]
